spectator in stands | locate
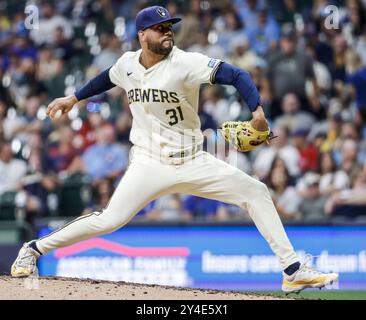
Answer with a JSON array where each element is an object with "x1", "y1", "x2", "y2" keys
[
  {"x1": 115, "y1": 105, "x2": 133, "y2": 144},
  {"x1": 134, "y1": 200, "x2": 157, "y2": 220},
  {"x1": 11, "y1": 131, "x2": 56, "y2": 219},
  {"x1": 75, "y1": 111, "x2": 105, "y2": 151},
  {"x1": 18, "y1": 147, "x2": 59, "y2": 221},
  {"x1": 175, "y1": 0, "x2": 201, "y2": 49},
  {"x1": 52, "y1": 26, "x2": 78, "y2": 61},
  {"x1": 0, "y1": 100, "x2": 8, "y2": 121},
  {"x1": 235, "y1": 0, "x2": 268, "y2": 28},
  {"x1": 345, "y1": 50, "x2": 366, "y2": 132},
  {"x1": 340, "y1": 121, "x2": 360, "y2": 141},
  {"x1": 144, "y1": 194, "x2": 187, "y2": 221},
  {"x1": 9, "y1": 31, "x2": 37, "y2": 62},
  {"x1": 30, "y1": 1, "x2": 73, "y2": 46},
  {"x1": 84, "y1": 177, "x2": 114, "y2": 215},
  {"x1": 330, "y1": 34, "x2": 348, "y2": 82},
  {"x1": 325, "y1": 170, "x2": 366, "y2": 219},
  {"x1": 121, "y1": 2, "x2": 147, "y2": 42},
  {"x1": 274, "y1": 93, "x2": 316, "y2": 133},
  {"x1": 271, "y1": 0, "x2": 306, "y2": 26},
  {"x1": 187, "y1": 31, "x2": 227, "y2": 61},
  {"x1": 315, "y1": 103, "x2": 344, "y2": 153},
  {"x1": 291, "y1": 128, "x2": 319, "y2": 174},
  {"x1": 6, "y1": 94, "x2": 45, "y2": 144},
  {"x1": 342, "y1": 0, "x2": 366, "y2": 48},
  {"x1": 324, "y1": 114, "x2": 360, "y2": 158},
  {"x1": 200, "y1": 9, "x2": 215, "y2": 35},
  {"x1": 45, "y1": 125, "x2": 80, "y2": 173},
  {"x1": 1, "y1": 104, "x2": 21, "y2": 142},
  {"x1": 19, "y1": 148, "x2": 44, "y2": 217},
  {"x1": 305, "y1": 44, "x2": 332, "y2": 100},
  {"x1": 183, "y1": 196, "x2": 229, "y2": 221},
  {"x1": 268, "y1": 155, "x2": 297, "y2": 186},
  {"x1": 297, "y1": 172, "x2": 329, "y2": 221},
  {"x1": 0, "y1": 123, "x2": 4, "y2": 144},
  {"x1": 355, "y1": 26, "x2": 366, "y2": 65},
  {"x1": 253, "y1": 126, "x2": 300, "y2": 180},
  {"x1": 92, "y1": 34, "x2": 123, "y2": 72},
  {"x1": 198, "y1": 89, "x2": 218, "y2": 132},
  {"x1": 218, "y1": 203, "x2": 249, "y2": 221},
  {"x1": 246, "y1": 8, "x2": 280, "y2": 56},
  {"x1": 68, "y1": 123, "x2": 129, "y2": 185},
  {"x1": 212, "y1": 133, "x2": 252, "y2": 174},
  {"x1": 268, "y1": 164, "x2": 301, "y2": 221},
  {"x1": 337, "y1": 138, "x2": 363, "y2": 178},
  {"x1": 202, "y1": 85, "x2": 232, "y2": 125},
  {"x1": 36, "y1": 44, "x2": 64, "y2": 82},
  {"x1": 266, "y1": 26, "x2": 319, "y2": 119},
  {"x1": 245, "y1": 57, "x2": 272, "y2": 114},
  {"x1": 216, "y1": 8, "x2": 244, "y2": 56},
  {"x1": 6, "y1": 55, "x2": 47, "y2": 107},
  {"x1": 317, "y1": 151, "x2": 350, "y2": 196},
  {"x1": 227, "y1": 144, "x2": 252, "y2": 173},
  {"x1": 0, "y1": 100, "x2": 6, "y2": 142},
  {"x1": 229, "y1": 34, "x2": 258, "y2": 72},
  {"x1": 0, "y1": 142, "x2": 27, "y2": 196}
]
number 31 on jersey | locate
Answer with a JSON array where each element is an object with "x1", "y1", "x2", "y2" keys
[{"x1": 166, "y1": 106, "x2": 184, "y2": 126}]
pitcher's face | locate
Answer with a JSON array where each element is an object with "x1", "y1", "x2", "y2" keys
[{"x1": 139, "y1": 22, "x2": 174, "y2": 55}]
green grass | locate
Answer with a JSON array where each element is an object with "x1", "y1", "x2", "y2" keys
[{"x1": 254, "y1": 291, "x2": 366, "y2": 300}]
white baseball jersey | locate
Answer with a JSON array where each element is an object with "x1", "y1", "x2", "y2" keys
[{"x1": 109, "y1": 46, "x2": 222, "y2": 157}]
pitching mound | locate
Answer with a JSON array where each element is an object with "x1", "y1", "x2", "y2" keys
[{"x1": 0, "y1": 276, "x2": 291, "y2": 300}]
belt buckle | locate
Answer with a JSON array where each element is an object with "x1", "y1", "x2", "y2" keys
[
  {"x1": 169, "y1": 150, "x2": 188, "y2": 158},
  {"x1": 168, "y1": 145, "x2": 202, "y2": 159}
]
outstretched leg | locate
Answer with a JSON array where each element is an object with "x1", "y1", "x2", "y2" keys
[
  {"x1": 11, "y1": 151, "x2": 179, "y2": 276},
  {"x1": 180, "y1": 152, "x2": 338, "y2": 292},
  {"x1": 181, "y1": 152, "x2": 298, "y2": 269}
]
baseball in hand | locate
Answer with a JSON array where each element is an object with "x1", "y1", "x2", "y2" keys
[{"x1": 54, "y1": 110, "x2": 62, "y2": 119}]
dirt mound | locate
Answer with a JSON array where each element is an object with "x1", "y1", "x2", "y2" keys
[{"x1": 0, "y1": 276, "x2": 292, "y2": 300}]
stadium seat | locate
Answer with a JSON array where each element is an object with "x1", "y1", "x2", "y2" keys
[
  {"x1": 333, "y1": 204, "x2": 366, "y2": 219},
  {"x1": 0, "y1": 192, "x2": 17, "y2": 221},
  {"x1": 57, "y1": 173, "x2": 92, "y2": 217},
  {"x1": 0, "y1": 221, "x2": 33, "y2": 244}
]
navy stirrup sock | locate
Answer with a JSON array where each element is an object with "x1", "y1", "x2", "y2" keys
[
  {"x1": 29, "y1": 241, "x2": 42, "y2": 255},
  {"x1": 284, "y1": 261, "x2": 301, "y2": 276}
]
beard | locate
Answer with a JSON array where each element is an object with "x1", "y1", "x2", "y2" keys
[{"x1": 147, "y1": 37, "x2": 174, "y2": 56}]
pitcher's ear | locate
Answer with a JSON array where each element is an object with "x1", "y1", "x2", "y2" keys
[{"x1": 138, "y1": 30, "x2": 144, "y2": 40}]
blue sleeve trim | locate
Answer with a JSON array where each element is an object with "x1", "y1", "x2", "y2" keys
[
  {"x1": 75, "y1": 67, "x2": 116, "y2": 101},
  {"x1": 210, "y1": 61, "x2": 223, "y2": 84},
  {"x1": 213, "y1": 62, "x2": 261, "y2": 112}
]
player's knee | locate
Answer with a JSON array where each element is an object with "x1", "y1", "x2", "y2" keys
[
  {"x1": 96, "y1": 212, "x2": 123, "y2": 234},
  {"x1": 103, "y1": 221, "x2": 121, "y2": 233},
  {"x1": 95, "y1": 222, "x2": 120, "y2": 236},
  {"x1": 253, "y1": 180, "x2": 269, "y2": 195}
]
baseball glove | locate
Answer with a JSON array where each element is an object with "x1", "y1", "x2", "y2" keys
[{"x1": 220, "y1": 121, "x2": 273, "y2": 152}]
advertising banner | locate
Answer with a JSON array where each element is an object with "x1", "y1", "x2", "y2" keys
[{"x1": 38, "y1": 225, "x2": 366, "y2": 290}]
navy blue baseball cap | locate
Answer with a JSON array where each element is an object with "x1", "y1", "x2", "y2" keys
[{"x1": 136, "y1": 6, "x2": 181, "y2": 32}]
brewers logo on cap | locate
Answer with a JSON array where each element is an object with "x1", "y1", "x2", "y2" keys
[
  {"x1": 135, "y1": 6, "x2": 181, "y2": 31},
  {"x1": 156, "y1": 7, "x2": 168, "y2": 17}
]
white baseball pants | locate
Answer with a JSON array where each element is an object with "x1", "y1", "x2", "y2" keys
[{"x1": 36, "y1": 147, "x2": 299, "y2": 270}]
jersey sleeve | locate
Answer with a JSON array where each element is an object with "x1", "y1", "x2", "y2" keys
[
  {"x1": 109, "y1": 53, "x2": 127, "y2": 89},
  {"x1": 183, "y1": 52, "x2": 222, "y2": 87}
]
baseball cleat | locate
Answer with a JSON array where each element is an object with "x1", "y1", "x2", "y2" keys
[
  {"x1": 11, "y1": 242, "x2": 40, "y2": 277},
  {"x1": 282, "y1": 257, "x2": 339, "y2": 293}
]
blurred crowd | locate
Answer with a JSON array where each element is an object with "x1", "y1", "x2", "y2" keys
[{"x1": 1, "y1": 0, "x2": 366, "y2": 228}]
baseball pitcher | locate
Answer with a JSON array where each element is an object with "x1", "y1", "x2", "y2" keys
[{"x1": 11, "y1": 6, "x2": 338, "y2": 293}]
